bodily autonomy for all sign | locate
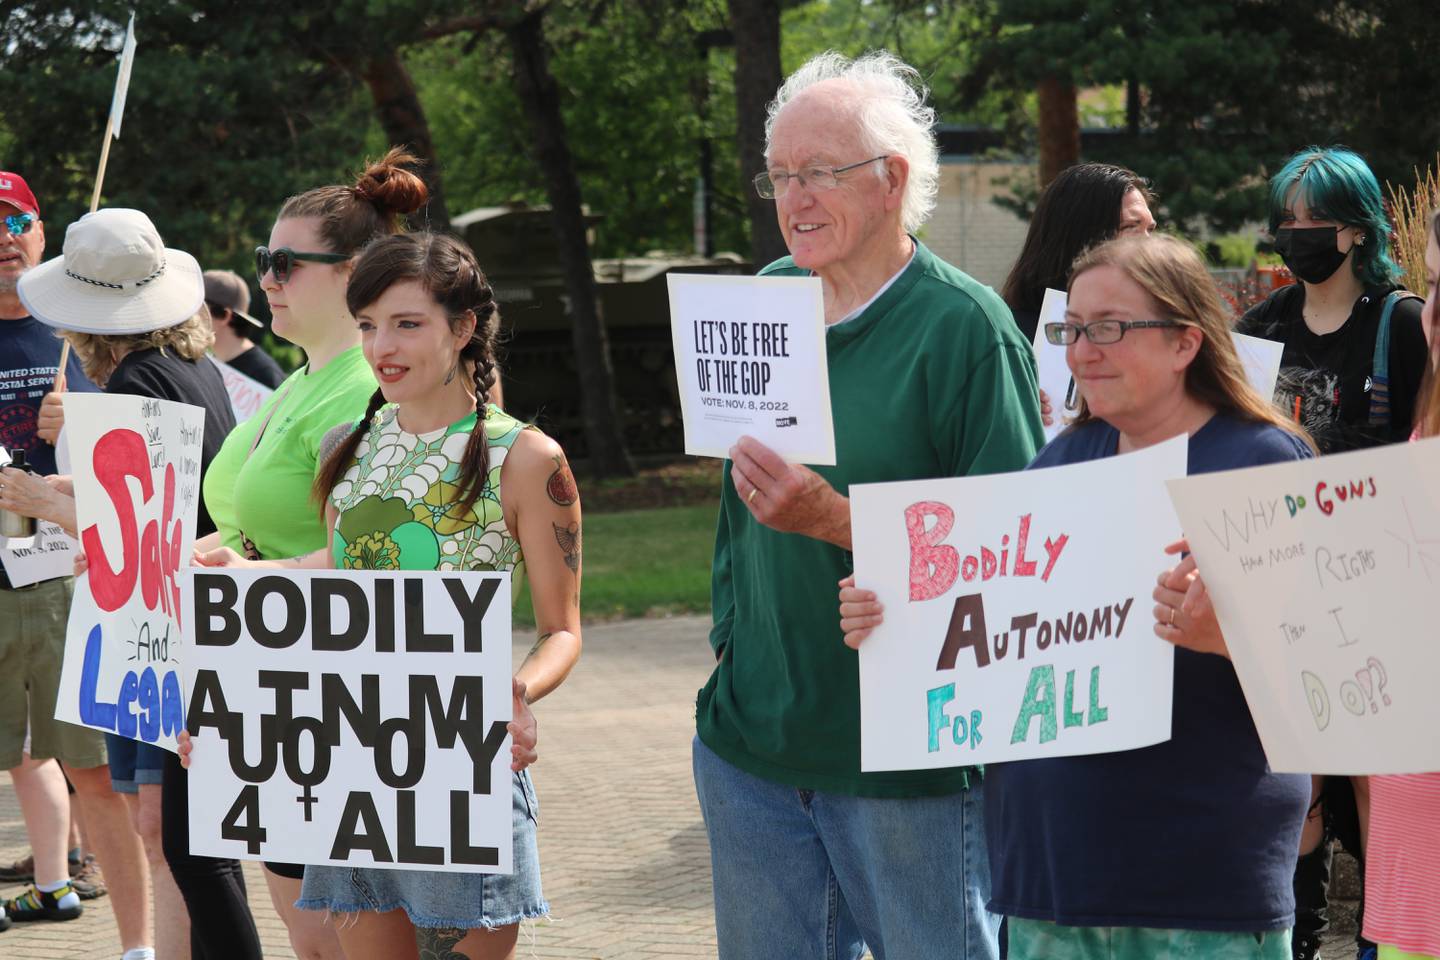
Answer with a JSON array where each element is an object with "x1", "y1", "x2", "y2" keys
[
  {"x1": 851, "y1": 437, "x2": 1187, "y2": 770},
  {"x1": 1168, "y1": 438, "x2": 1440, "y2": 774},
  {"x1": 184, "y1": 569, "x2": 517, "y2": 873},
  {"x1": 667, "y1": 274, "x2": 835, "y2": 465},
  {"x1": 56, "y1": 393, "x2": 205, "y2": 753}
]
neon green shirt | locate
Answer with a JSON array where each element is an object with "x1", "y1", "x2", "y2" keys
[{"x1": 202, "y1": 347, "x2": 376, "y2": 560}]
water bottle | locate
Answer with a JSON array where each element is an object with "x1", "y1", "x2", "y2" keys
[{"x1": 0, "y1": 449, "x2": 39, "y2": 539}]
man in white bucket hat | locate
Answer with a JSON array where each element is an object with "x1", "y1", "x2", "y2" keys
[{"x1": 1, "y1": 207, "x2": 240, "y2": 960}]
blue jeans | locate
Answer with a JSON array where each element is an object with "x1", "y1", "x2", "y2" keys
[{"x1": 694, "y1": 736, "x2": 1000, "y2": 960}]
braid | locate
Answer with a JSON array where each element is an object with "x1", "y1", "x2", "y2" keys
[
  {"x1": 312, "y1": 388, "x2": 387, "y2": 516},
  {"x1": 452, "y1": 315, "x2": 498, "y2": 517}
]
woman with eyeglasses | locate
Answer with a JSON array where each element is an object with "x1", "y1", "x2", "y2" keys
[
  {"x1": 1235, "y1": 146, "x2": 1428, "y2": 960},
  {"x1": 184, "y1": 148, "x2": 428, "y2": 960},
  {"x1": 841, "y1": 235, "x2": 1317, "y2": 959}
]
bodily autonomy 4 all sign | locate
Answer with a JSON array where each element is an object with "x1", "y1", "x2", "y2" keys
[{"x1": 851, "y1": 438, "x2": 1187, "y2": 771}]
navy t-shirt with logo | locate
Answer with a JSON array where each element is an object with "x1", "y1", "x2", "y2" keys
[
  {"x1": 985, "y1": 414, "x2": 1313, "y2": 932},
  {"x1": 0, "y1": 315, "x2": 97, "y2": 474}
]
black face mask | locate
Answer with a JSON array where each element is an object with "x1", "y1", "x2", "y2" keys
[{"x1": 1275, "y1": 226, "x2": 1348, "y2": 285}]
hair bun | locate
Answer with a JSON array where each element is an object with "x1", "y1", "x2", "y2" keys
[{"x1": 354, "y1": 146, "x2": 430, "y2": 217}]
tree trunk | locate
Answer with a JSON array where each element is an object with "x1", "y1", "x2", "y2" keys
[
  {"x1": 506, "y1": 9, "x2": 634, "y2": 477},
  {"x1": 1036, "y1": 74, "x2": 1080, "y2": 188},
  {"x1": 727, "y1": 0, "x2": 787, "y2": 268},
  {"x1": 361, "y1": 51, "x2": 452, "y2": 234}
]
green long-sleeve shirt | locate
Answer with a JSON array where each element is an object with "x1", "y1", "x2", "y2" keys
[{"x1": 696, "y1": 241, "x2": 1044, "y2": 797}]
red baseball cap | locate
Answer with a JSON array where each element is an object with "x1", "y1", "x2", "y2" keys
[{"x1": 0, "y1": 172, "x2": 40, "y2": 218}]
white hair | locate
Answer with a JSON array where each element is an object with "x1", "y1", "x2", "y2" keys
[{"x1": 764, "y1": 50, "x2": 940, "y2": 233}]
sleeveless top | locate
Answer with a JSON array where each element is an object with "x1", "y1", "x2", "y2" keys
[{"x1": 329, "y1": 403, "x2": 529, "y2": 573}]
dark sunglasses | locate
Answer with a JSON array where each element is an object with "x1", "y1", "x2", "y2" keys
[
  {"x1": 254, "y1": 245, "x2": 348, "y2": 284},
  {"x1": 4, "y1": 213, "x2": 35, "y2": 236}
]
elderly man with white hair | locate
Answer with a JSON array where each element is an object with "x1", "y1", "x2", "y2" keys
[{"x1": 691, "y1": 51, "x2": 1044, "y2": 959}]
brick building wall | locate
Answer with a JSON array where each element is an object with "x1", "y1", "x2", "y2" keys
[{"x1": 920, "y1": 159, "x2": 1031, "y2": 292}]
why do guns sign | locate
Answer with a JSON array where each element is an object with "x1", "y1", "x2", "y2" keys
[
  {"x1": 1167, "y1": 439, "x2": 1440, "y2": 774},
  {"x1": 852, "y1": 437, "x2": 1186, "y2": 770},
  {"x1": 184, "y1": 569, "x2": 516, "y2": 873},
  {"x1": 56, "y1": 394, "x2": 205, "y2": 753},
  {"x1": 667, "y1": 274, "x2": 836, "y2": 465}
]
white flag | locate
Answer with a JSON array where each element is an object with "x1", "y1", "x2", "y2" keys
[{"x1": 109, "y1": 14, "x2": 137, "y2": 138}]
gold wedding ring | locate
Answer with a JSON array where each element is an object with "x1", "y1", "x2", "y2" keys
[
  {"x1": 747, "y1": 488, "x2": 759, "y2": 504},
  {"x1": 1169, "y1": 606, "x2": 1177, "y2": 626}
]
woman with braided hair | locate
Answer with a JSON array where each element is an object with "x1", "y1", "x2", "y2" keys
[
  {"x1": 187, "y1": 147, "x2": 431, "y2": 959},
  {"x1": 195, "y1": 231, "x2": 576, "y2": 958}
]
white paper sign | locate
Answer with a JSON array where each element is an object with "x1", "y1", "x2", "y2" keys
[
  {"x1": 109, "y1": 14, "x2": 137, "y2": 138},
  {"x1": 853, "y1": 437, "x2": 1187, "y2": 770},
  {"x1": 1031, "y1": 288, "x2": 1074, "y2": 442},
  {"x1": 184, "y1": 568, "x2": 515, "y2": 872},
  {"x1": 211, "y1": 357, "x2": 274, "y2": 423},
  {"x1": 1166, "y1": 439, "x2": 1440, "y2": 774},
  {"x1": 1233, "y1": 332, "x2": 1284, "y2": 403},
  {"x1": 0, "y1": 521, "x2": 78, "y2": 588},
  {"x1": 56, "y1": 394, "x2": 205, "y2": 753},
  {"x1": 667, "y1": 274, "x2": 835, "y2": 464}
]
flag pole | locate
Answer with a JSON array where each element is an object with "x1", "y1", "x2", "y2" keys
[
  {"x1": 89, "y1": 116, "x2": 116, "y2": 215},
  {"x1": 58, "y1": 15, "x2": 134, "y2": 389}
]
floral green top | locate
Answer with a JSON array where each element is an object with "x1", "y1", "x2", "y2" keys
[{"x1": 329, "y1": 404, "x2": 529, "y2": 573}]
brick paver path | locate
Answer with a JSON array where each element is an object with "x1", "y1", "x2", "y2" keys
[{"x1": 1, "y1": 615, "x2": 720, "y2": 959}]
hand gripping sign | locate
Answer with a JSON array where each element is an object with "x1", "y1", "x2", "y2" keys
[
  {"x1": 1167, "y1": 438, "x2": 1440, "y2": 774},
  {"x1": 852, "y1": 437, "x2": 1187, "y2": 770},
  {"x1": 184, "y1": 568, "x2": 516, "y2": 873},
  {"x1": 56, "y1": 394, "x2": 205, "y2": 753}
]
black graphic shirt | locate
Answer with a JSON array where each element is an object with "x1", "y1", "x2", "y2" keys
[
  {"x1": 0, "y1": 315, "x2": 98, "y2": 475},
  {"x1": 1237, "y1": 283, "x2": 1427, "y2": 453}
]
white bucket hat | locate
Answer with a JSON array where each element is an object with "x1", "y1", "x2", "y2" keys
[{"x1": 17, "y1": 208, "x2": 203, "y2": 335}]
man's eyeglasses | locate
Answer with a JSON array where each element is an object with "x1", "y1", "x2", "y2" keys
[
  {"x1": 255, "y1": 246, "x2": 349, "y2": 284},
  {"x1": 1043, "y1": 319, "x2": 1185, "y2": 346},
  {"x1": 753, "y1": 155, "x2": 890, "y2": 200},
  {"x1": 4, "y1": 214, "x2": 35, "y2": 237}
]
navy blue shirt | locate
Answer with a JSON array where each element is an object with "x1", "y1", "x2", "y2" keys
[
  {"x1": 0, "y1": 315, "x2": 97, "y2": 475},
  {"x1": 986, "y1": 414, "x2": 1313, "y2": 932}
]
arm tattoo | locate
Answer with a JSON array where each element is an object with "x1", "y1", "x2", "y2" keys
[
  {"x1": 553, "y1": 521, "x2": 581, "y2": 574},
  {"x1": 529, "y1": 632, "x2": 553, "y2": 657},
  {"x1": 546, "y1": 454, "x2": 578, "y2": 506},
  {"x1": 416, "y1": 926, "x2": 467, "y2": 960}
]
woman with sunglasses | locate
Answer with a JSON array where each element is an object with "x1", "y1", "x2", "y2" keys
[
  {"x1": 187, "y1": 148, "x2": 429, "y2": 960},
  {"x1": 841, "y1": 235, "x2": 1317, "y2": 959},
  {"x1": 1235, "y1": 146, "x2": 1428, "y2": 960}
]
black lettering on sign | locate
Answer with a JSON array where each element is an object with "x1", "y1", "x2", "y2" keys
[
  {"x1": 322, "y1": 673, "x2": 381, "y2": 746},
  {"x1": 937, "y1": 593, "x2": 989, "y2": 670},
  {"x1": 245, "y1": 576, "x2": 306, "y2": 649},
  {"x1": 331, "y1": 791, "x2": 393, "y2": 863},
  {"x1": 194, "y1": 574, "x2": 241, "y2": 646},
  {"x1": 312, "y1": 578, "x2": 370, "y2": 651},
  {"x1": 443, "y1": 577, "x2": 500, "y2": 652},
  {"x1": 450, "y1": 790, "x2": 500, "y2": 866},
  {"x1": 404, "y1": 579, "x2": 451, "y2": 652},
  {"x1": 220, "y1": 785, "x2": 267, "y2": 854},
  {"x1": 396, "y1": 790, "x2": 444, "y2": 865}
]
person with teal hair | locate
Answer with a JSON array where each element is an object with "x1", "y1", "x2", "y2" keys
[{"x1": 1237, "y1": 145, "x2": 1429, "y2": 960}]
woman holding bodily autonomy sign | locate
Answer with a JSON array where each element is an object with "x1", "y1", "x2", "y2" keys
[
  {"x1": 189, "y1": 230, "x2": 577, "y2": 960},
  {"x1": 840, "y1": 234, "x2": 1317, "y2": 959},
  {"x1": 187, "y1": 149, "x2": 430, "y2": 960},
  {"x1": 1236, "y1": 146, "x2": 1428, "y2": 960},
  {"x1": 3, "y1": 207, "x2": 240, "y2": 960}
]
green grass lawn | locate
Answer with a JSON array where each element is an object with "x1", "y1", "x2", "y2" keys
[{"x1": 515, "y1": 503, "x2": 717, "y2": 627}]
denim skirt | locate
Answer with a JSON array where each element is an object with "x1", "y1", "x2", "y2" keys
[{"x1": 295, "y1": 770, "x2": 548, "y2": 929}]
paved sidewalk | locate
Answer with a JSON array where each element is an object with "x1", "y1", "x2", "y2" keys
[{"x1": 0, "y1": 615, "x2": 721, "y2": 959}]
